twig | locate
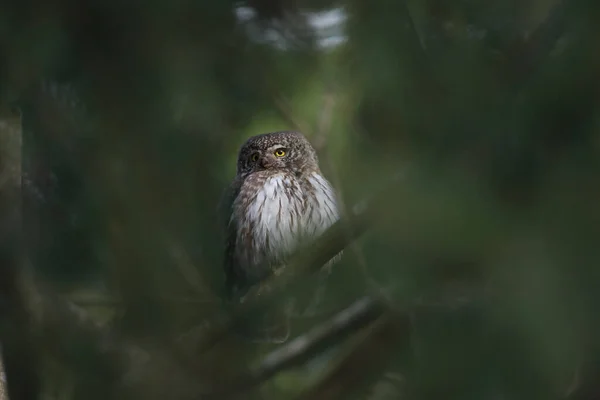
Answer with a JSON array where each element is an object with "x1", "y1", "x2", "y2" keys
[
  {"x1": 509, "y1": 0, "x2": 571, "y2": 87},
  {"x1": 0, "y1": 107, "x2": 39, "y2": 400},
  {"x1": 18, "y1": 267, "x2": 209, "y2": 400},
  {"x1": 296, "y1": 312, "x2": 410, "y2": 400},
  {"x1": 203, "y1": 296, "x2": 386, "y2": 397},
  {"x1": 250, "y1": 296, "x2": 384, "y2": 382}
]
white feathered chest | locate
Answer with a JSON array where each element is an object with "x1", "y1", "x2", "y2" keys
[{"x1": 231, "y1": 171, "x2": 339, "y2": 280}]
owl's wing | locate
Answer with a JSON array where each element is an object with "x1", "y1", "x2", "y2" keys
[{"x1": 219, "y1": 178, "x2": 244, "y2": 298}]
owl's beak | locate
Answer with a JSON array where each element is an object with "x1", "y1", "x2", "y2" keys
[{"x1": 259, "y1": 157, "x2": 272, "y2": 169}]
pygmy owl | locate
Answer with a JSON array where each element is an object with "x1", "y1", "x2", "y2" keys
[{"x1": 223, "y1": 131, "x2": 340, "y2": 298}]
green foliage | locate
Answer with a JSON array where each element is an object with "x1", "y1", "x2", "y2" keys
[{"x1": 1, "y1": 0, "x2": 600, "y2": 399}]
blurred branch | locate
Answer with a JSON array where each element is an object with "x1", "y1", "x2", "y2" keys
[
  {"x1": 297, "y1": 312, "x2": 410, "y2": 400},
  {"x1": 16, "y1": 265, "x2": 210, "y2": 400},
  {"x1": 508, "y1": 0, "x2": 571, "y2": 87},
  {"x1": 565, "y1": 358, "x2": 600, "y2": 400},
  {"x1": 0, "y1": 98, "x2": 212, "y2": 397},
  {"x1": 20, "y1": 267, "x2": 128, "y2": 398},
  {"x1": 0, "y1": 353, "x2": 6, "y2": 400},
  {"x1": 0, "y1": 260, "x2": 40, "y2": 400},
  {"x1": 250, "y1": 296, "x2": 384, "y2": 384},
  {"x1": 0, "y1": 107, "x2": 40, "y2": 400},
  {"x1": 204, "y1": 296, "x2": 386, "y2": 397},
  {"x1": 451, "y1": 0, "x2": 598, "y2": 203}
]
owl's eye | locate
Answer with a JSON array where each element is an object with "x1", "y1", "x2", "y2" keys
[
  {"x1": 250, "y1": 153, "x2": 260, "y2": 162},
  {"x1": 274, "y1": 149, "x2": 286, "y2": 157}
]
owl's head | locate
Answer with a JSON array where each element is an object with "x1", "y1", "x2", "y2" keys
[{"x1": 236, "y1": 131, "x2": 319, "y2": 177}]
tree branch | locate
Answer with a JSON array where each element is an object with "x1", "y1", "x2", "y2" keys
[
  {"x1": 0, "y1": 107, "x2": 40, "y2": 400},
  {"x1": 202, "y1": 296, "x2": 386, "y2": 396},
  {"x1": 508, "y1": 0, "x2": 572, "y2": 87},
  {"x1": 254, "y1": 296, "x2": 384, "y2": 383},
  {"x1": 15, "y1": 266, "x2": 211, "y2": 400},
  {"x1": 297, "y1": 312, "x2": 410, "y2": 400}
]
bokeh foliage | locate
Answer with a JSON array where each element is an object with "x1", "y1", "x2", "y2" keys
[{"x1": 1, "y1": 0, "x2": 600, "y2": 399}]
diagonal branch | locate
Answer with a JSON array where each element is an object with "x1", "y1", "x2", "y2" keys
[
  {"x1": 296, "y1": 312, "x2": 410, "y2": 400},
  {"x1": 249, "y1": 296, "x2": 384, "y2": 384},
  {"x1": 204, "y1": 296, "x2": 386, "y2": 397},
  {"x1": 508, "y1": 0, "x2": 573, "y2": 88}
]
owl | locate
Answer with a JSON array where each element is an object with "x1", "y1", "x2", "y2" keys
[{"x1": 223, "y1": 131, "x2": 340, "y2": 299}]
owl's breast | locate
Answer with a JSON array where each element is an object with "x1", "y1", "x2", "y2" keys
[
  {"x1": 243, "y1": 175, "x2": 303, "y2": 263},
  {"x1": 233, "y1": 172, "x2": 338, "y2": 274}
]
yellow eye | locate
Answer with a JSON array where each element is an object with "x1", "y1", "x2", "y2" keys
[
  {"x1": 274, "y1": 149, "x2": 286, "y2": 157},
  {"x1": 251, "y1": 153, "x2": 259, "y2": 162}
]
